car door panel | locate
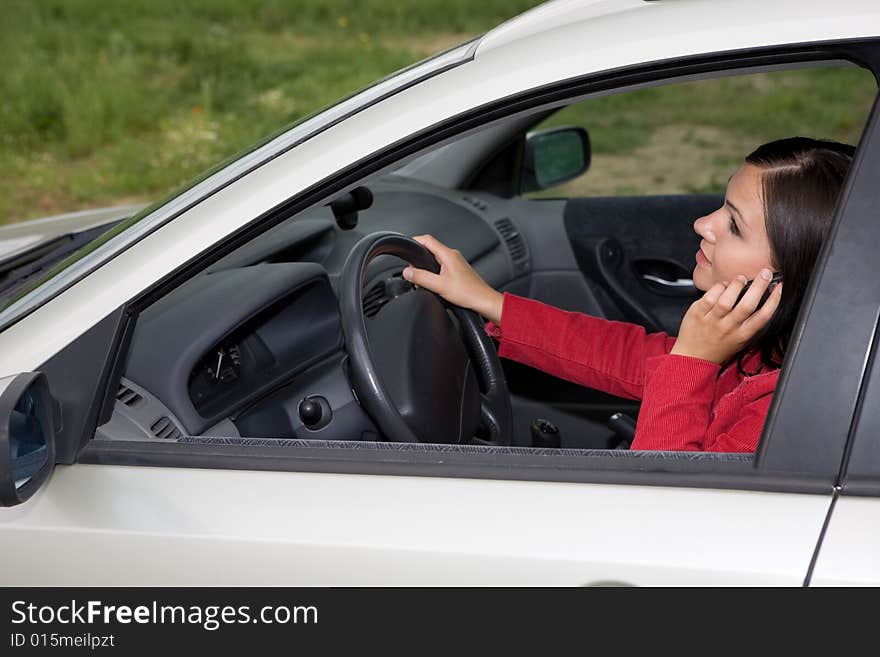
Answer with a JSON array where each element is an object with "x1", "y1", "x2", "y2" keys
[
  {"x1": 496, "y1": 194, "x2": 719, "y2": 446},
  {"x1": 808, "y1": 497, "x2": 880, "y2": 586},
  {"x1": 811, "y1": 316, "x2": 880, "y2": 586},
  {"x1": 563, "y1": 194, "x2": 721, "y2": 334},
  {"x1": 0, "y1": 464, "x2": 830, "y2": 586},
  {"x1": 486, "y1": 197, "x2": 627, "y2": 447}
]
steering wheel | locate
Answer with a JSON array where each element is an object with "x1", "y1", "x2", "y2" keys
[{"x1": 338, "y1": 231, "x2": 513, "y2": 445}]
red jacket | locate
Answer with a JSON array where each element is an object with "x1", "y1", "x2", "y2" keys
[{"x1": 485, "y1": 293, "x2": 780, "y2": 452}]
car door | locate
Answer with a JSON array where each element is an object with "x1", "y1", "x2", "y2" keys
[
  {"x1": 560, "y1": 194, "x2": 712, "y2": 334},
  {"x1": 1, "y1": 13, "x2": 878, "y2": 585},
  {"x1": 807, "y1": 294, "x2": 880, "y2": 586},
  {"x1": 499, "y1": 192, "x2": 714, "y2": 448},
  {"x1": 0, "y1": 459, "x2": 835, "y2": 585},
  {"x1": 766, "y1": 86, "x2": 880, "y2": 586}
]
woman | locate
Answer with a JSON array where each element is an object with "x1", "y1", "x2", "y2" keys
[{"x1": 402, "y1": 137, "x2": 855, "y2": 452}]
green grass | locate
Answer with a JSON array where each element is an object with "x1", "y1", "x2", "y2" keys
[
  {"x1": 0, "y1": 0, "x2": 544, "y2": 224},
  {"x1": 531, "y1": 67, "x2": 876, "y2": 197},
  {"x1": 1, "y1": 1, "x2": 876, "y2": 223},
  {"x1": 551, "y1": 68, "x2": 874, "y2": 155}
]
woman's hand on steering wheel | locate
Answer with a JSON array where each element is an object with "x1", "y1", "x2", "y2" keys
[
  {"x1": 402, "y1": 234, "x2": 505, "y2": 324},
  {"x1": 339, "y1": 232, "x2": 513, "y2": 445}
]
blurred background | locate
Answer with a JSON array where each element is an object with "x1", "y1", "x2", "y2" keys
[{"x1": 1, "y1": 0, "x2": 874, "y2": 225}]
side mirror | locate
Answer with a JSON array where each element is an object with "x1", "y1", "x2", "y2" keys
[
  {"x1": 0, "y1": 372, "x2": 56, "y2": 506},
  {"x1": 521, "y1": 126, "x2": 591, "y2": 194}
]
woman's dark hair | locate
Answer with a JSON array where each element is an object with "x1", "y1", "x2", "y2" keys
[{"x1": 739, "y1": 136, "x2": 855, "y2": 374}]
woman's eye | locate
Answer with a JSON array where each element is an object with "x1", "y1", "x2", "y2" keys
[{"x1": 728, "y1": 216, "x2": 740, "y2": 236}]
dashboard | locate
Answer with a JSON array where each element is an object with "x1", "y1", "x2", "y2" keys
[{"x1": 98, "y1": 176, "x2": 530, "y2": 443}]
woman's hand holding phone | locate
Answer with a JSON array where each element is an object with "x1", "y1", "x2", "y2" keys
[
  {"x1": 735, "y1": 272, "x2": 783, "y2": 309},
  {"x1": 671, "y1": 268, "x2": 783, "y2": 365}
]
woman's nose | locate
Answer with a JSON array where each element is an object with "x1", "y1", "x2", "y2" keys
[{"x1": 694, "y1": 213, "x2": 717, "y2": 243}]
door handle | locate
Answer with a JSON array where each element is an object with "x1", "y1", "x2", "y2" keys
[{"x1": 641, "y1": 274, "x2": 695, "y2": 289}]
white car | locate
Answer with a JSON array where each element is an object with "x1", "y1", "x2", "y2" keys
[{"x1": 1, "y1": 0, "x2": 879, "y2": 586}]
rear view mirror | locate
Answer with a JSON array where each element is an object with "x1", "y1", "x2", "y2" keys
[
  {"x1": 0, "y1": 372, "x2": 56, "y2": 506},
  {"x1": 521, "y1": 126, "x2": 591, "y2": 193}
]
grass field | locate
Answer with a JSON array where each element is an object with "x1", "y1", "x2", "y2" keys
[
  {"x1": 0, "y1": 0, "x2": 544, "y2": 224},
  {"x1": 531, "y1": 66, "x2": 876, "y2": 198},
  {"x1": 1, "y1": 1, "x2": 876, "y2": 224}
]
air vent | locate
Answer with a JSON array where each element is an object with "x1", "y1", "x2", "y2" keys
[
  {"x1": 151, "y1": 417, "x2": 182, "y2": 441},
  {"x1": 363, "y1": 280, "x2": 389, "y2": 318},
  {"x1": 494, "y1": 218, "x2": 528, "y2": 267},
  {"x1": 116, "y1": 384, "x2": 143, "y2": 407}
]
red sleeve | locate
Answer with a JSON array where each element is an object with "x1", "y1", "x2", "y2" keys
[
  {"x1": 485, "y1": 292, "x2": 676, "y2": 400},
  {"x1": 631, "y1": 354, "x2": 768, "y2": 452},
  {"x1": 702, "y1": 406, "x2": 768, "y2": 453},
  {"x1": 630, "y1": 354, "x2": 720, "y2": 451}
]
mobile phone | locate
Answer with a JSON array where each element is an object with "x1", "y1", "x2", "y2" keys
[{"x1": 735, "y1": 272, "x2": 783, "y2": 310}]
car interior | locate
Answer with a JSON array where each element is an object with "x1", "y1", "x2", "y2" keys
[{"x1": 95, "y1": 62, "x2": 877, "y2": 452}]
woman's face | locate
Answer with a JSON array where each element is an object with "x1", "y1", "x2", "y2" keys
[{"x1": 692, "y1": 163, "x2": 775, "y2": 291}]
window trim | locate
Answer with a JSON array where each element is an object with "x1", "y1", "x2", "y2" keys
[
  {"x1": 814, "y1": 93, "x2": 880, "y2": 497},
  {"x1": 78, "y1": 438, "x2": 832, "y2": 495},
  {"x1": 57, "y1": 38, "x2": 880, "y2": 494}
]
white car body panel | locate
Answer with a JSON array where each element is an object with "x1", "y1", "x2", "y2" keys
[
  {"x1": 479, "y1": 0, "x2": 879, "y2": 57},
  {"x1": 808, "y1": 497, "x2": 880, "y2": 586},
  {"x1": 0, "y1": 465, "x2": 828, "y2": 585}
]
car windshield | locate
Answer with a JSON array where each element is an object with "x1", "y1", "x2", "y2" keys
[{"x1": 0, "y1": 38, "x2": 480, "y2": 333}]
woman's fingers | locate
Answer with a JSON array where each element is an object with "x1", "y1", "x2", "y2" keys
[
  {"x1": 412, "y1": 234, "x2": 454, "y2": 266},
  {"x1": 411, "y1": 233, "x2": 441, "y2": 249},
  {"x1": 729, "y1": 268, "x2": 774, "y2": 321},
  {"x1": 702, "y1": 269, "x2": 776, "y2": 322},
  {"x1": 402, "y1": 265, "x2": 443, "y2": 292},
  {"x1": 407, "y1": 233, "x2": 501, "y2": 321},
  {"x1": 697, "y1": 282, "x2": 727, "y2": 313},
  {"x1": 710, "y1": 275, "x2": 748, "y2": 317},
  {"x1": 673, "y1": 269, "x2": 781, "y2": 364},
  {"x1": 405, "y1": 234, "x2": 463, "y2": 295},
  {"x1": 742, "y1": 282, "x2": 783, "y2": 334}
]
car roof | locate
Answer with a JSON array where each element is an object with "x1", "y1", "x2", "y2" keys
[{"x1": 477, "y1": 0, "x2": 880, "y2": 61}]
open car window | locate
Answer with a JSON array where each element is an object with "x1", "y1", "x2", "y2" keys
[{"x1": 82, "y1": 55, "x2": 878, "y2": 493}]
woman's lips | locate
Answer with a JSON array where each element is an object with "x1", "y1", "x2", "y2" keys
[{"x1": 696, "y1": 249, "x2": 711, "y2": 267}]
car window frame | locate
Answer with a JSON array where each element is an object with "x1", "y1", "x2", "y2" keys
[
  {"x1": 40, "y1": 38, "x2": 880, "y2": 495},
  {"x1": 823, "y1": 108, "x2": 880, "y2": 497},
  {"x1": 838, "y1": 318, "x2": 880, "y2": 497}
]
